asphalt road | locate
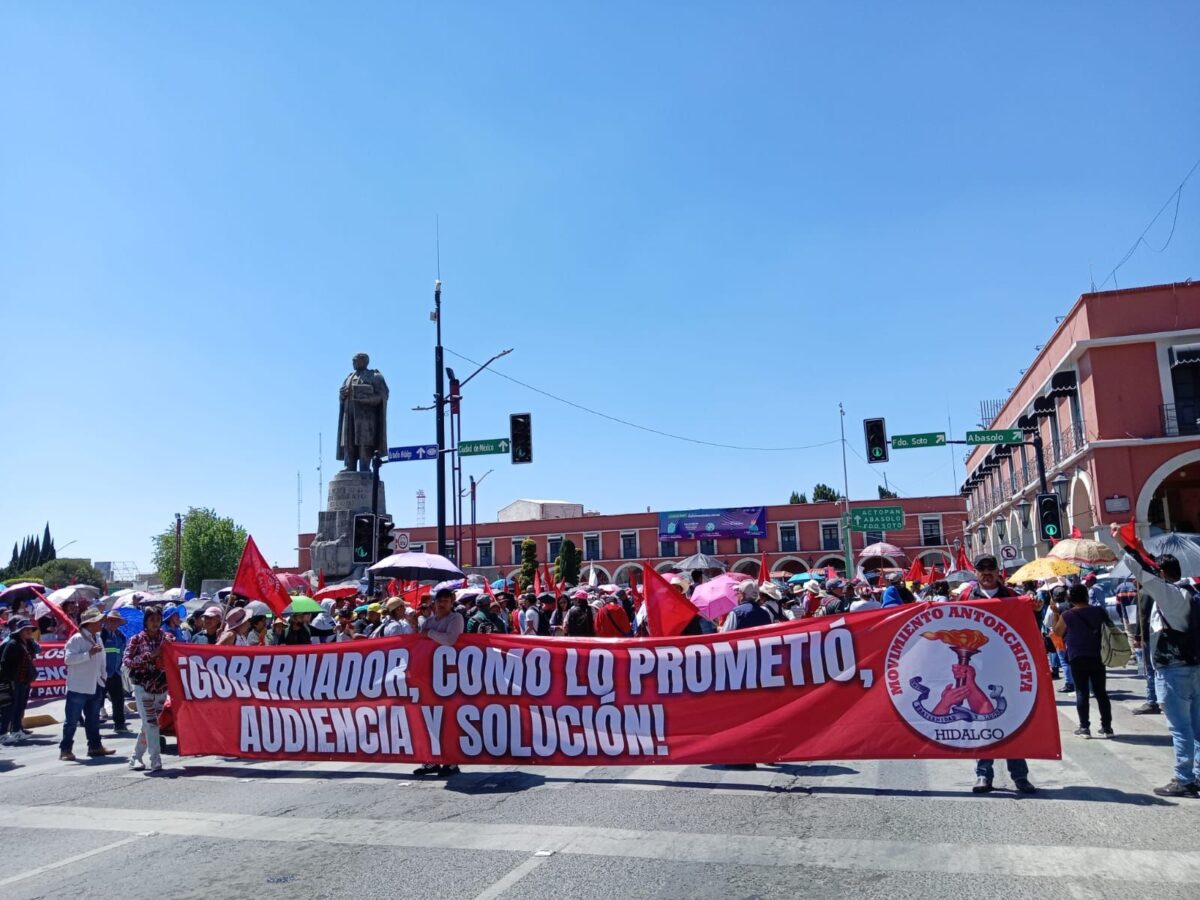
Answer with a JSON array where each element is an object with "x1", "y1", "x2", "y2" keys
[{"x1": 1, "y1": 669, "x2": 1197, "y2": 900}]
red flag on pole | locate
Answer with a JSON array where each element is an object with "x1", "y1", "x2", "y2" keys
[
  {"x1": 317, "y1": 569, "x2": 326, "y2": 591},
  {"x1": 231, "y1": 536, "x2": 292, "y2": 616},
  {"x1": 758, "y1": 551, "x2": 769, "y2": 585},
  {"x1": 34, "y1": 588, "x2": 78, "y2": 637},
  {"x1": 825, "y1": 566, "x2": 837, "y2": 580},
  {"x1": 533, "y1": 567, "x2": 543, "y2": 595},
  {"x1": 1070, "y1": 526, "x2": 1082, "y2": 539},
  {"x1": 641, "y1": 563, "x2": 701, "y2": 637},
  {"x1": 628, "y1": 568, "x2": 642, "y2": 609},
  {"x1": 955, "y1": 544, "x2": 973, "y2": 572},
  {"x1": 1117, "y1": 518, "x2": 1157, "y2": 573},
  {"x1": 904, "y1": 557, "x2": 927, "y2": 583}
]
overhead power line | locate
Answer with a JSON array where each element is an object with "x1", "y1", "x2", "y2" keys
[
  {"x1": 444, "y1": 348, "x2": 841, "y2": 453},
  {"x1": 1097, "y1": 153, "x2": 1200, "y2": 291}
]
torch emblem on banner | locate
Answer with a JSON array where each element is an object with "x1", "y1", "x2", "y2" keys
[{"x1": 909, "y1": 629, "x2": 1007, "y2": 725}]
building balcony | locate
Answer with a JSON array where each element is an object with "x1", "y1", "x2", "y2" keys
[{"x1": 1162, "y1": 402, "x2": 1200, "y2": 437}]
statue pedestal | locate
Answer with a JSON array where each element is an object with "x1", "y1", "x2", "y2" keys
[{"x1": 308, "y1": 470, "x2": 387, "y2": 579}]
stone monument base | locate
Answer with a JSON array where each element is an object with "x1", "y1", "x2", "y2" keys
[{"x1": 308, "y1": 469, "x2": 387, "y2": 580}]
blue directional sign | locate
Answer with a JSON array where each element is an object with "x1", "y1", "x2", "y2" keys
[{"x1": 387, "y1": 444, "x2": 439, "y2": 462}]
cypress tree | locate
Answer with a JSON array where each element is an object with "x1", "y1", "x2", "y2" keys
[{"x1": 41, "y1": 523, "x2": 55, "y2": 563}]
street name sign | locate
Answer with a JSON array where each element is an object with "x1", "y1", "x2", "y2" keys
[
  {"x1": 965, "y1": 429, "x2": 1024, "y2": 445},
  {"x1": 387, "y1": 444, "x2": 439, "y2": 462},
  {"x1": 891, "y1": 432, "x2": 946, "y2": 449},
  {"x1": 849, "y1": 506, "x2": 904, "y2": 532},
  {"x1": 460, "y1": 438, "x2": 510, "y2": 457}
]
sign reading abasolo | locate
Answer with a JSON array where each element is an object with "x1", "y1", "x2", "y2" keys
[
  {"x1": 658, "y1": 507, "x2": 766, "y2": 541},
  {"x1": 850, "y1": 506, "x2": 904, "y2": 532},
  {"x1": 163, "y1": 601, "x2": 1061, "y2": 764}
]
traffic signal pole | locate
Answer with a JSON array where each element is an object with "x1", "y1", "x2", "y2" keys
[{"x1": 433, "y1": 281, "x2": 447, "y2": 560}]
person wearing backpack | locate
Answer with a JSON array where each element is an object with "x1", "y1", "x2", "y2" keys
[
  {"x1": 1050, "y1": 584, "x2": 1114, "y2": 739},
  {"x1": 1109, "y1": 523, "x2": 1200, "y2": 798}
]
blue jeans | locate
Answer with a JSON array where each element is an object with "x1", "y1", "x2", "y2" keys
[
  {"x1": 1057, "y1": 651, "x2": 1073, "y2": 688},
  {"x1": 1, "y1": 683, "x2": 30, "y2": 734},
  {"x1": 1155, "y1": 665, "x2": 1200, "y2": 785},
  {"x1": 976, "y1": 758, "x2": 1029, "y2": 780},
  {"x1": 1143, "y1": 650, "x2": 1158, "y2": 704},
  {"x1": 60, "y1": 687, "x2": 104, "y2": 753}
]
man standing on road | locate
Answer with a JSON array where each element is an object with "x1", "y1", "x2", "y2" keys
[
  {"x1": 963, "y1": 554, "x2": 1037, "y2": 795},
  {"x1": 60, "y1": 607, "x2": 115, "y2": 762},
  {"x1": 1108, "y1": 523, "x2": 1200, "y2": 797},
  {"x1": 413, "y1": 589, "x2": 465, "y2": 778},
  {"x1": 518, "y1": 594, "x2": 541, "y2": 636},
  {"x1": 100, "y1": 611, "x2": 129, "y2": 732}
]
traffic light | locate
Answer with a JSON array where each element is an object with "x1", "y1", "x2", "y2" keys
[
  {"x1": 1036, "y1": 493, "x2": 1062, "y2": 543},
  {"x1": 510, "y1": 413, "x2": 532, "y2": 464},
  {"x1": 352, "y1": 514, "x2": 375, "y2": 565},
  {"x1": 375, "y1": 515, "x2": 393, "y2": 563},
  {"x1": 863, "y1": 418, "x2": 889, "y2": 464}
]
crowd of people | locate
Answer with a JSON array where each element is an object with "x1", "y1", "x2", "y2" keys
[{"x1": 0, "y1": 521, "x2": 1196, "y2": 797}]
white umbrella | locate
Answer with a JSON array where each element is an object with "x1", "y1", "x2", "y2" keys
[{"x1": 45, "y1": 585, "x2": 100, "y2": 606}]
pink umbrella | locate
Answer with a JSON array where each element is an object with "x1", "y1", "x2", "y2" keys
[
  {"x1": 691, "y1": 574, "x2": 744, "y2": 620},
  {"x1": 314, "y1": 584, "x2": 359, "y2": 601}
]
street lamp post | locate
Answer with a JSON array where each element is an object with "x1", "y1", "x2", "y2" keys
[
  {"x1": 433, "y1": 281, "x2": 447, "y2": 559},
  {"x1": 463, "y1": 469, "x2": 494, "y2": 567}
]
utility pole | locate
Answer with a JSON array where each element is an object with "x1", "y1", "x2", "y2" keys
[
  {"x1": 174, "y1": 512, "x2": 183, "y2": 589},
  {"x1": 838, "y1": 404, "x2": 853, "y2": 578},
  {"x1": 433, "y1": 280, "x2": 447, "y2": 558}
]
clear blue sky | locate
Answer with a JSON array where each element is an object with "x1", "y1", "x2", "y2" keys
[{"x1": 2, "y1": 3, "x2": 1197, "y2": 571}]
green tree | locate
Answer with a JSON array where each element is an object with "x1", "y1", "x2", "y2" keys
[
  {"x1": 40, "y1": 522, "x2": 55, "y2": 564},
  {"x1": 18, "y1": 558, "x2": 106, "y2": 590},
  {"x1": 554, "y1": 538, "x2": 581, "y2": 586},
  {"x1": 152, "y1": 507, "x2": 248, "y2": 593},
  {"x1": 517, "y1": 538, "x2": 539, "y2": 591},
  {"x1": 878, "y1": 485, "x2": 898, "y2": 499},
  {"x1": 789, "y1": 491, "x2": 808, "y2": 504},
  {"x1": 812, "y1": 483, "x2": 842, "y2": 502}
]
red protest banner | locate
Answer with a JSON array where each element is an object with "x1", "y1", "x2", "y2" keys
[
  {"x1": 28, "y1": 642, "x2": 67, "y2": 705},
  {"x1": 162, "y1": 600, "x2": 1061, "y2": 766}
]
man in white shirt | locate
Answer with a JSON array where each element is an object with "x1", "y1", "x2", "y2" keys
[
  {"x1": 519, "y1": 594, "x2": 540, "y2": 636},
  {"x1": 59, "y1": 607, "x2": 116, "y2": 762},
  {"x1": 849, "y1": 583, "x2": 882, "y2": 613}
]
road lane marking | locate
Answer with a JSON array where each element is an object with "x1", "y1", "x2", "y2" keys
[
  {"x1": 471, "y1": 854, "x2": 552, "y2": 900},
  {"x1": 0, "y1": 803, "x2": 1197, "y2": 883},
  {"x1": 0, "y1": 835, "x2": 144, "y2": 887}
]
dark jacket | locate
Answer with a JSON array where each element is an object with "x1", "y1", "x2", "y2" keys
[
  {"x1": 564, "y1": 605, "x2": 595, "y2": 637},
  {"x1": 0, "y1": 636, "x2": 38, "y2": 685}
]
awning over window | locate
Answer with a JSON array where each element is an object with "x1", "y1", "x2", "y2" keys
[
  {"x1": 1170, "y1": 344, "x2": 1200, "y2": 368},
  {"x1": 1050, "y1": 371, "x2": 1078, "y2": 395},
  {"x1": 1033, "y1": 396, "x2": 1056, "y2": 418}
]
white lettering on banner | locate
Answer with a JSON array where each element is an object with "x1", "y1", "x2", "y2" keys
[{"x1": 178, "y1": 649, "x2": 411, "y2": 702}]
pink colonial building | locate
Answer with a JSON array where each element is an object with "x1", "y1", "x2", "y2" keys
[
  {"x1": 381, "y1": 496, "x2": 967, "y2": 585},
  {"x1": 962, "y1": 281, "x2": 1200, "y2": 556}
]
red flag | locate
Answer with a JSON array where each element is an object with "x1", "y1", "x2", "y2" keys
[
  {"x1": 33, "y1": 588, "x2": 78, "y2": 637},
  {"x1": 387, "y1": 579, "x2": 399, "y2": 597},
  {"x1": 905, "y1": 557, "x2": 927, "y2": 583},
  {"x1": 642, "y1": 563, "x2": 701, "y2": 637},
  {"x1": 758, "y1": 551, "x2": 769, "y2": 585},
  {"x1": 1070, "y1": 526, "x2": 1082, "y2": 539},
  {"x1": 1117, "y1": 518, "x2": 1157, "y2": 573},
  {"x1": 231, "y1": 536, "x2": 291, "y2": 616},
  {"x1": 543, "y1": 564, "x2": 558, "y2": 596},
  {"x1": 317, "y1": 569, "x2": 326, "y2": 590},
  {"x1": 955, "y1": 544, "x2": 973, "y2": 572},
  {"x1": 483, "y1": 578, "x2": 497, "y2": 602},
  {"x1": 533, "y1": 567, "x2": 543, "y2": 595},
  {"x1": 628, "y1": 569, "x2": 642, "y2": 609},
  {"x1": 825, "y1": 566, "x2": 837, "y2": 580}
]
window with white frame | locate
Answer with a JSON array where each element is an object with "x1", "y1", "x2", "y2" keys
[
  {"x1": 778, "y1": 524, "x2": 798, "y2": 552},
  {"x1": 511, "y1": 539, "x2": 524, "y2": 566},
  {"x1": 620, "y1": 531, "x2": 639, "y2": 559},
  {"x1": 584, "y1": 534, "x2": 600, "y2": 560},
  {"x1": 476, "y1": 540, "x2": 493, "y2": 568},
  {"x1": 921, "y1": 516, "x2": 943, "y2": 546}
]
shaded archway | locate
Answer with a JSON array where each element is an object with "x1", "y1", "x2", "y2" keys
[
  {"x1": 580, "y1": 564, "x2": 613, "y2": 584},
  {"x1": 654, "y1": 560, "x2": 678, "y2": 574},
  {"x1": 731, "y1": 557, "x2": 759, "y2": 577},
  {"x1": 1068, "y1": 471, "x2": 1096, "y2": 538},
  {"x1": 916, "y1": 549, "x2": 952, "y2": 570},
  {"x1": 773, "y1": 556, "x2": 807, "y2": 575},
  {"x1": 860, "y1": 555, "x2": 901, "y2": 572},
  {"x1": 1136, "y1": 448, "x2": 1200, "y2": 535},
  {"x1": 813, "y1": 555, "x2": 845, "y2": 575},
  {"x1": 612, "y1": 564, "x2": 640, "y2": 586}
]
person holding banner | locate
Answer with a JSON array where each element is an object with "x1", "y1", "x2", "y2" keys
[
  {"x1": 963, "y1": 554, "x2": 1037, "y2": 795},
  {"x1": 0, "y1": 617, "x2": 39, "y2": 745},
  {"x1": 123, "y1": 605, "x2": 173, "y2": 773},
  {"x1": 59, "y1": 607, "x2": 115, "y2": 762},
  {"x1": 413, "y1": 588, "x2": 464, "y2": 778}
]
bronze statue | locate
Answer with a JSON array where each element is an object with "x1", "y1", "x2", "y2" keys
[{"x1": 337, "y1": 353, "x2": 389, "y2": 472}]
